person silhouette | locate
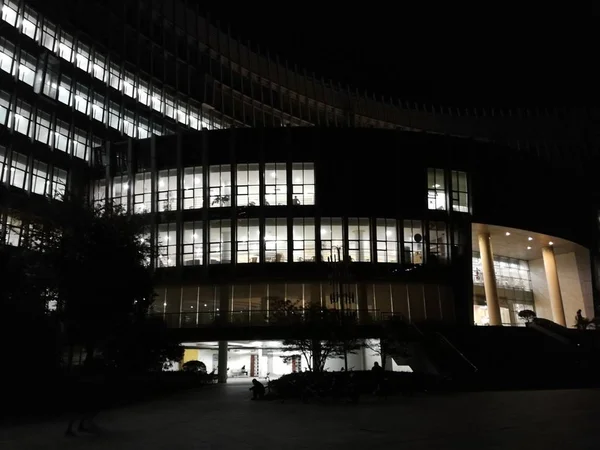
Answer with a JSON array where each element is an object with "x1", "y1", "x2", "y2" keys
[{"x1": 249, "y1": 378, "x2": 265, "y2": 400}]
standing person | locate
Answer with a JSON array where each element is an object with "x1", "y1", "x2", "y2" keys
[
  {"x1": 65, "y1": 364, "x2": 103, "y2": 437},
  {"x1": 371, "y1": 361, "x2": 383, "y2": 372}
]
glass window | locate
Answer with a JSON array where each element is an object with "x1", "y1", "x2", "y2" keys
[
  {"x1": 58, "y1": 75, "x2": 72, "y2": 105},
  {"x1": 51, "y1": 167, "x2": 67, "y2": 200},
  {"x1": 92, "y1": 54, "x2": 106, "y2": 82},
  {"x1": 31, "y1": 160, "x2": 49, "y2": 196},
  {"x1": 348, "y1": 218, "x2": 371, "y2": 262},
  {"x1": 151, "y1": 86, "x2": 162, "y2": 112},
  {"x1": 376, "y1": 219, "x2": 398, "y2": 263},
  {"x1": 164, "y1": 93, "x2": 175, "y2": 119},
  {"x1": 176, "y1": 100, "x2": 188, "y2": 124},
  {"x1": 428, "y1": 168, "x2": 446, "y2": 210},
  {"x1": 54, "y1": 119, "x2": 69, "y2": 153},
  {"x1": 428, "y1": 221, "x2": 448, "y2": 264},
  {"x1": 35, "y1": 110, "x2": 51, "y2": 145},
  {"x1": 0, "y1": 38, "x2": 15, "y2": 74},
  {"x1": 5, "y1": 215, "x2": 22, "y2": 246},
  {"x1": 75, "y1": 42, "x2": 90, "y2": 72},
  {"x1": 108, "y1": 101, "x2": 120, "y2": 130},
  {"x1": 265, "y1": 163, "x2": 287, "y2": 206},
  {"x1": 0, "y1": 90, "x2": 9, "y2": 126},
  {"x1": 123, "y1": 109, "x2": 135, "y2": 137},
  {"x1": 41, "y1": 61, "x2": 58, "y2": 98},
  {"x1": 292, "y1": 218, "x2": 315, "y2": 262},
  {"x1": 122, "y1": 71, "x2": 135, "y2": 97},
  {"x1": 18, "y1": 51, "x2": 36, "y2": 86},
  {"x1": 157, "y1": 223, "x2": 177, "y2": 267},
  {"x1": 321, "y1": 217, "x2": 343, "y2": 261},
  {"x1": 265, "y1": 218, "x2": 287, "y2": 262},
  {"x1": 9, "y1": 152, "x2": 28, "y2": 189},
  {"x1": 189, "y1": 105, "x2": 200, "y2": 129},
  {"x1": 237, "y1": 218, "x2": 260, "y2": 263},
  {"x1": 1, "y1": 1, "x2": 18, "y2": 26},
  {"x1": 134, "y1": 172, "x2": 152, "y2": 213},
  {"x1": 92, "y1": 92, "x2": 105, "y2": 122},
  {"x1": 183, "y1": 166, "x2": 203, "y2": 209},
  {"x1": 403, "y1": 220, "x2": 424, "y2": 264},
  {"x1": 236, "y1": 163, "x2": 259, "y2": 207},
  {"x1": 109, "y1": 62, "x2": 121, "y2": 90},
  {"x1": 138, "y1": 80, "x2": 150, "y2": 106},
  {"x1": 74, "y1": 83, "x2": 89, "y2": 115},
  {"x1": 138, "y1": 116, "x2": 150, "y2": 139},
  {"x1": 292, "y1": 162, "x2": 315, "y2": 205},
  {"x1": 157, "y1": 169, "x2": 177, "y2": 211},
  {"x1": 58, "y1": 33, "x2": 74, "y2": 62},
  {"x1": 22, "y1": 8, "x2": 40, "y2": 41},
  {"x1": 182, "y1": 221, "x2": 203, "y2": 266},
  {"x1": 72, "y1": 128, "x2": 88, "y2": 160},
  {"x1": 112, "y1": 175, "x2": 129, "y2": 211},
  {"x1": 451, "y1": 170, "x2": 469, "y2": 213},
  {"x1": 41, "y1": 20, "x2": 57, "y2": 51},
  {"x1": 91, "y1": 179, "x2": 106, "y2": 208},
  {"x1": 209, "y1": 219, "x2": 232, "y2": 264},
  {"x1": 14, "y1": 100, "x2": 32, "y2": 136},
  {"x1": 0, "y1": 146, "x2": 7, "y2": 182},
  {"x1": 209, "y1": 165, "x2": 231, "y2": 207}
]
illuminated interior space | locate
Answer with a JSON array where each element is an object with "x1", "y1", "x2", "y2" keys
[{"x1": 472, "y1": 223, "x2": 593, "y2": 327}]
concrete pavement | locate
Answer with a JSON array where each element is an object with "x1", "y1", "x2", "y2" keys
[{"x1": 2, "y1": 380, "x2": 600, "y2": 449}]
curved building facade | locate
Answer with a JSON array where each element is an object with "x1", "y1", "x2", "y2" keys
[{"x1": 94, "y1": 128, "x2": 596, "y2": 334}]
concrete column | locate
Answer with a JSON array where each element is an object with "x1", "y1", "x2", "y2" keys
[
  {"x1": 542, "y1": 246, "x2": 566, "y2": 326},
  {"x1": 217, "y1": 341, "x2": 228, "y2": 384},
  {"x1": 477, "y1": 233, "x2": 502, "y2": 326}
]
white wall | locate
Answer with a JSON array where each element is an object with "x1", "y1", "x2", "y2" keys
[
  {"x1": 197, "y1": 349, "x2": 217, "y2": 373},
  {"x1": 530, "y1": 251, "x2": 592, "y2": 326}
]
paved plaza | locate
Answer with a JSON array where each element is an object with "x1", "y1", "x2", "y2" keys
[{"x1": 2, "y1": 380, "x2": 600, "y2": 449}]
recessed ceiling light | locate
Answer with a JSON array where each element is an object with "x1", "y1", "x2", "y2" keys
[
  {"x1": 527, "y1": 246, "x2": 531, "y2": 250},
  {"x1": 433, "y1": 184, "x2": 441, "y2": 188},
  {"x1": 549, "y1": 241, "x2": 554, "y2": 246},
  {"x1": 528, "y1": 237, "x2": 533, "y2": 241},
  {"x1": 505, "y1": 232, "x2": 511, "y2": 236}
]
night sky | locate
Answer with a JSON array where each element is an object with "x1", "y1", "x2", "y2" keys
[{"x1": 201, "y1": 4, "x2": 600, "y2": 108}]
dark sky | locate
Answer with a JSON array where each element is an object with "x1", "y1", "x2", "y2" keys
[{"x1": 200, "y1": 4, "x2": 600, "y2": 108}]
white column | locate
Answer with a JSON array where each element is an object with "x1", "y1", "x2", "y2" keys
[
  {"x1": 477, "y1": 233, "x2": 502, "y2": 326},
  {"x1": 542, "y1": 246, "x2": 566, "y2": 326}
]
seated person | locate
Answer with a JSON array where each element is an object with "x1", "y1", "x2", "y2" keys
[{"x1": 249, "y1": 378, "x2": 265, "y2": 400}]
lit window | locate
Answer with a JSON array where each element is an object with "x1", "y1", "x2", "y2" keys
[
  {"x1": 265, "y1": 162, "x2": 287, "y2": 206},
  {"x1": 265, "y1": 218, "x2": 287, "y2": 262},
  {"x1": 189, "y1": 105, "x2": 201, "y2": 129},
  {"x1": 31, "y1": 160, "x2": 49, "y2": 196},
  {"x1": 138, "y1": 81, "x2": 150, "y2": 106},
  {"x1": 427, "y1": 168, "x2": 446, "y2": 210},
  {"x1": 53, "y1": 120, "x2": 69, "y2": 153},
  {"x1": 14, "y1": 100, "x2": 32, "y2": 136},
  {"x1": 0, "y1": 38, "x2": 15, "y2": 74},
  {"x1": 92, "y1": 55, "x2": 106, "y2": 82},
  {"x1": 41, "y1": 61, "x2": 58, "y2": 98},
  {"x1": 176, "y1": 100, "x2": 188, "y2": 124},
  {"x1": 92, "y1": 92, "x2": 105, "y2": 122},
  {"x1": 112, "y1": 175, "x2": 129, "y2": 211},
  {"x1": 0, "y1": 146, "x2": 7, "y2": 182},
  {"x1": 237, "y1": 218, "x2": 260, "y2": 263},
  {"x1": 5, "y1": 215, "x2": 22, "y2": 247},
  {"x1": 91, "y1": 179, "x2": 106, "y2": 208},
  {"x1": 348, "y1": 218, "x2": 371, "y2": 262},
  {"x1": 52, "y1": 167, "x2": 67, "y2": 201},
  {"x1": 57, "y1": 75, "x2": 72, "y2": 105},
  {"x1": 428, "y1": 221, "x2": 448, "y2": 264},
  {"x1": 151, "y1": 87, "x2": 162, "y2": 112},
  {"x1": 403, "y1": 220, "x2": 424, "y2": 264},
  {"x1": 157, "y1": 169, "x2": 177, "y2": 211},
  {"x1": 292, "y1": 218, "x2": 315, "y2": 262},
  {"x1": 321, "y1": 217, "x2": 343, "y2": 261},
  {"x1": 236, "y1": 163, "x2": 259, "y2": 206},
  {"x1": 123, "y1": 109, "x2": 135, "y2": 137},
  {"x1": 122, "y1": 71, "x2": 135, "y2": 97},
  {"x1": 9, "y1": 152, "x2": 28, "y2": 190},
  {"x1": 138, "y1": 116, "x2": 150, "y2": 139},
  {"x1": 183, "y1": 166, "x2": 203, "y2": 209},
  {"x1": 72, "y1": 128, "x2": 88, "y2": 160},
  {"x1": 157, "y1": 223, "x2": 177, "y2": 267},
  {"x1": 58, "y1": 33, "x2": 74, "y2": 62},
  {"x1": 292, "y1": 162, "x2": 315, "y2": 205},
  {"x1": 1, "y1": 1, "x2": 18, "y2": 26},
  {"x1": 134, "y1": 172, "x2": 151, "y2": 213},
  {"x1": 451, "y1": 170, "x2": 469, "y2": 213},
  {"x1": 41, "y1": 21, "x2": 56, "y2": 52},
  {"x1": 75, "y1": 42, "x2": 90, "y2": 72},
  {"x1": 164, "y1": 94, "x2": 175, "y2": 119},
  {"x1": 183, "y1": 221, "x2": 203, "y2": 266},
  {"x1": 108, "y1": 62, "x2": 121, "y2": 90},
  {"x1": 376, "y1": 219, "x2": 398, "y2": 263},
  {"x1": 22, "y1": 8, "x2": 39, "y2": 40},
  {"x1": 209, "y1": 165, "x2": 231, "y2": 207},
  {"x1": 74, "y1": 83, "x2": 89, "y2": 115},
  {"x1": 18, "y1": 51, "x2": 36, "y2": 86},
  {"x1": 209, "y1": 219, "x2": 232, "y2": 264},
  {"x1": 0, "y1": 90, "x2": 9, "y2": 126},
  {"x1": 108, "y1": 101, "x2": 120, "y2": 130}
]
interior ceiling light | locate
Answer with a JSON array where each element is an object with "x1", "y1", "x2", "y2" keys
[
  {"x1": 528, "y1": 237, "x2": 533, "y2": 241},
  {"x1": 505, "y1": 232, "x2": 511, "y2": 236},
  {"x1": 527, "y1": 246, "x2": 531, "y2": 250},
  {"x1": 549, "y1": 241, "x2": 554, "y2": 246}
]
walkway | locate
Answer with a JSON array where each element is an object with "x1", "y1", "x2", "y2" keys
[{"x1": 2, "y1": 383, "x2": 600, "y2": 449}]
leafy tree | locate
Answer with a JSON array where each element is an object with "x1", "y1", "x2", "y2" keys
[{"x1": 518, "y1": 309, "x2": 537, "y2": 323}]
